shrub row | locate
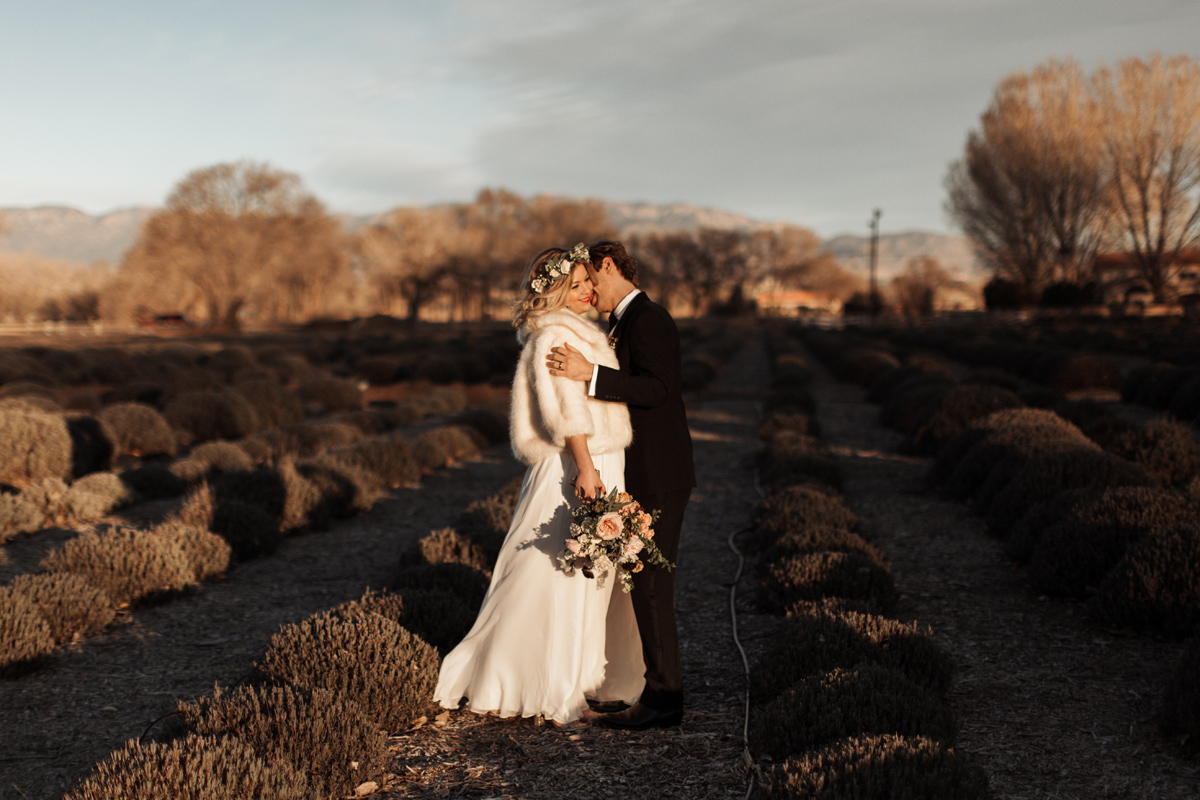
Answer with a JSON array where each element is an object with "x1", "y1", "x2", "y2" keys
[
  {"x1": 804, "y1": 325, "x2": 1200, "y2": 757},
  {"x1": 1, "y1": 409, "x2": 506, "y2": 677},
  {"x1": 63, "y1": 448, "x2": 523, "y2": 798},
  {"x1": 1123, "y1": 363, "x2": 1200, "y2": 425},
  {"x1": 1, "y1": 519, "x2": 231, "y2": 675},
  {"x1": 678, "y1": 325, "x2": 747, "y2": 392},
  {"x1": 749, "y1": 331, "x2": 987, "y2": 799},
  {"x1": 0, "y1": 386, "x2": 498, "y2": 546}
]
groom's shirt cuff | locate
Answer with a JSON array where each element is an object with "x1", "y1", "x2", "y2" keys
[{"x1": 588, "y1": 364, "x2": 600, "y2": 397}]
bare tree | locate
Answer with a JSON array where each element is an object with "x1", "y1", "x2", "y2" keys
[
  {"x1": 892, "y1": 255, "x2": 955, "y2": 317},
  {"x1": 122, "y1": 161, "x2": 341, "y2": 329},
  {"x1": 359, "y1": 207, "x2": 457, "y2": 324},
  {"x1": 1094, "y1": 54, "x2": 1200, "y2": 300},
  {"x1": 627, "y1": 231, "x2": 697, "y2": 311},
  {"x1": 946, "y1": 59, "x2": 1109, "y2": 297},
  {"x1": 689, "y1": 228, "x2": 750, "y2": 314},
  {"x1": 748, "y1": 226, "x2": 841, "y2": 287}
]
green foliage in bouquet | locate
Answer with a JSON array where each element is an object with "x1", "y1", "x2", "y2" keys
[
  {"x1": 64, "y1": 734, "x2": 310, "y2": 800},
  {"x1": 751, "y1": 665, "x2": 959, "y2": 759},
  {"x1": 761, "y1": 733, "x2": 990, "y2": 800},
  {"x1": 559, "y1": 487, "x2": 673, "y2": 594},
  {"x1": 179, "y1": 683, "x2": 387, "y2": 800}
]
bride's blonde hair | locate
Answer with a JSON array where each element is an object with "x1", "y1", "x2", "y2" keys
[{"x1": 512, "y1": 247, "x2": 585, "y2": 330}]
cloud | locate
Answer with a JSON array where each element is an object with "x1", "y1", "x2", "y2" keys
[
  {"x1": 310, "y1": 143, "x2": 481, "y2": 211},
  {"x1": 450, "y1": 0, "x2": 1200, "y2": 235}
]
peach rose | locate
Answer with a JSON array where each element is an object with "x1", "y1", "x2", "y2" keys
[
  {"x1": 623, "y1": 537, "x2": 644, "y2": 556},
  {"x1": 595, "y1": 512, "x2": 624, "y2": 540},
  {"x1": 617, "y1": 492, "x2": 632, "y2": 503},
  {"x1": 565, "y1": 538, "x2": 581, "y2": 554}
]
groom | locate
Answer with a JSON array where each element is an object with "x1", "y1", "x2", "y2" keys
[{"x1": 547, "y1": 240, "x2": 695, "y2": 730}]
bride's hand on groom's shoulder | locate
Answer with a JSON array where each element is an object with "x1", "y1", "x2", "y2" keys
[{"x1": 547, "y1": 342, "x2": 593, "y2": 381}]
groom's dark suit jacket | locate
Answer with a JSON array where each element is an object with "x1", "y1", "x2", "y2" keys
[{"x1": 593, "y1": 292, "x2": 695, "y2": 495}]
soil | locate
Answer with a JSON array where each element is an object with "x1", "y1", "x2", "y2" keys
[{"x1": 3, "y1": 326, "x2": 1198, "y2": 800}]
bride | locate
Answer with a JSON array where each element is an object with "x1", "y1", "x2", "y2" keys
[{"x1": 433, "y1": 245, "x2": 645, "y2": 726}]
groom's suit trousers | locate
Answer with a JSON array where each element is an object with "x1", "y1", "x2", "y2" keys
[{"x1": 628, "y1": 487, "x2": 690, "y2": 710}]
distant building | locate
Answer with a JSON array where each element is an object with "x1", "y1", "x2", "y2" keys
[
  {"x1": 1093, "y1": 251, "x2": 1200, "y2": 305},
  {"x1": 754, "y1": 287, "x2": 842, "y2": 316}
]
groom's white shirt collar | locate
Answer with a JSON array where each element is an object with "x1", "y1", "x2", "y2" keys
[
  {"x1": 612, "y1": 288, "x2": 641, "y2": 321},
  {"x1": 588, "y1": 288, "x2": 642, "y2": 396}
]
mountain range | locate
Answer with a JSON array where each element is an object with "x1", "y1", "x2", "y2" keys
[{"x1": 0, "y1": 202, "x2": 984, "y2": 282}]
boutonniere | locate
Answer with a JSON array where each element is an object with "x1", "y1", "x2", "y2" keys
[{"x1": 607, "y1": 333, "x2": 618, "y2": 350}]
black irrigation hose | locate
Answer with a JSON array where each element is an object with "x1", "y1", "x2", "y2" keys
[
  {"x1": 729, "y1": 424, "x2": 769, "y2": 800},
  {"x1": 728, "y1": 521, "x2": 759, "y2": 800}
]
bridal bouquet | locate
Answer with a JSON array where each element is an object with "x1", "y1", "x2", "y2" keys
[{"x1": 558, "y1": 488, "x2": 674, "y2": 593}]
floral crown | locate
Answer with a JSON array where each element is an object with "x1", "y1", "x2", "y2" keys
[{"x1": 530, "y1": 243, "x2": 590, "y2": 294}]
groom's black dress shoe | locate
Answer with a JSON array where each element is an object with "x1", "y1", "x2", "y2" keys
[
  {"x1": 586, "y1": 699, "x2": 630, "y2": 714},
  {"x1": 593, "y1": 702, "x2": 683, "y2": 730}
]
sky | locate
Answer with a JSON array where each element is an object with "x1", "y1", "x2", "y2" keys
[{"x1": 2, "y1": 0, "x2": 1199, "y2": 238}]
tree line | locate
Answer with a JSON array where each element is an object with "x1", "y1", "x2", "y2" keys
[
  {"x1": 947, "y1": 53, "x2": 1200, "y2": 305},
  {"x1": 1, "y1": 162, "x2": 858, "y2": 328}
]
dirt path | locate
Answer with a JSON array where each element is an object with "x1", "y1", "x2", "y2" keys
[
  {"x1": 382, "y1": 333, "x2": 769, "y2": 800},
  {"x1": 0, "y1": 452, "x2": 526, "y2": 800},
  {"x1": 803, "y1": 349, "x2": 1199, "y2": 799}
]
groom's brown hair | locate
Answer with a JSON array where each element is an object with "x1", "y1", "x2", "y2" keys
[{"x1": 588, "y1": 240, "x2": 639, "y2": 287}]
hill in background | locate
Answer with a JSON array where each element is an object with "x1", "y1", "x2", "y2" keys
[{"x1": 1, "y1": 202, "x2": 982, "y2": 282}]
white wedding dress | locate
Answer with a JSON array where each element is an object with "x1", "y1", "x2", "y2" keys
[{"x1": 433, "y1": 450, "x2": 646, "y2": 724}]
